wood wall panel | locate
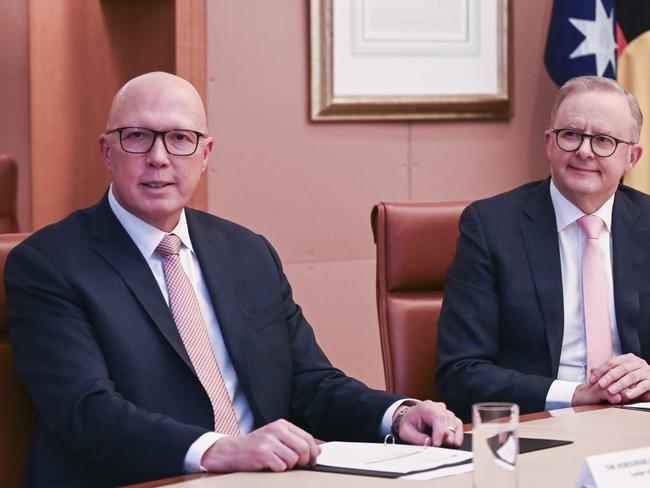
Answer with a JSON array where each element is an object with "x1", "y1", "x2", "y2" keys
[
  {"x1": 0, "y1": 1, "x2": 30, "y2": 231},
  {"x1": 30, "y1": 0, "x2": 111, "y2": 229},
  {"x1": 175, "y1": 0, "x2": 207, "y2": 211},
  {"x1": 29, "y1": 0, "x2": 206, "y2": 230}
]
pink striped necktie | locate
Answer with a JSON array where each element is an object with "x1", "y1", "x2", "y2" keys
[
  {"x1": 156, "y1": 234, "x2": 240, "y2": 436},
  {"x1": 577, "y1": 215, "x2": 613, "y2": 373}
]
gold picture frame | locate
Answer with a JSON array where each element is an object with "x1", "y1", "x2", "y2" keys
[{"x1": 310, "y1": 0, "x2": 510, "y2": 121}]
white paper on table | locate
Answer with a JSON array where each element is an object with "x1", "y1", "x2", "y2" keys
[
  {"x1": 621, "y1": 402, "x2": 650, "y2": 410},
  {"x1": 316, "y1": 441, "x2": 472, "y2": 475}
]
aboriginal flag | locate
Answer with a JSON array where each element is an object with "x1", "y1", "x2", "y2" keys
[{"x1": 616, "y1": 1, "x2": 650, "y2": 192}]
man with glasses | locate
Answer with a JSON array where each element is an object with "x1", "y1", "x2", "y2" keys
[
  {"x1": 5, "y1": 72, "x2": 462, "y2": 487},
  {"x1": 436, "y1": 75, "x2": 650, "y2": 422}
]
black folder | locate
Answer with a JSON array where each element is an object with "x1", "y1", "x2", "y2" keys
[{"x1": 460, "y1": 433, "x2": 573, "y2": 453}]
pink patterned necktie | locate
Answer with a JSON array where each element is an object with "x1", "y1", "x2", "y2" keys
[
  {"x1": 577, "y1": 215, "x2": 613, "y2": 373},
  {"x1": 156, "y1": 234, "x2": 240, "y2": 436}
]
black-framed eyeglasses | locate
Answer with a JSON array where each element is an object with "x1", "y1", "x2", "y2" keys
[
  {"x1": 551, "y1": 128, "x2": 636, "y2": 158},
  {"x1": 106, "y1": 127, "x2": 206, "y2": 156}
]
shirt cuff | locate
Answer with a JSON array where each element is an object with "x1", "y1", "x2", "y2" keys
[
  {"x1": 379, "y1": 398, "x2": 419, "y2": 437},
  {"x1": 183, "y1": 432, "x2": 227, "y2": 473},
  {"x1": 545, "y1": 379, "x2": 580, "y2": 410}
]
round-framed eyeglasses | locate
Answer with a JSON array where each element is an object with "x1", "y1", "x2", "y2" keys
[
  {"x1": 552, "y1": 128, "x2": 636, "y2": 158},
  {"x1": 106, "y1": 127, "x2": 206, "y2": 156}
]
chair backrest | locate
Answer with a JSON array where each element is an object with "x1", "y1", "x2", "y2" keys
[
  {"x1": 0, "y1": 233, "x2": 32, "y2": 487},
  {"x1": 0, "y1": 155, "x2": 18, "y2": 233},
  {"x1": 371, "y1": 201, "x2": 468, "y2": 400}
]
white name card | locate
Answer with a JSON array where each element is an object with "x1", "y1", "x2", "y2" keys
[{"x1": 575, "y1": 446, "x2": 650, "y2": 488}]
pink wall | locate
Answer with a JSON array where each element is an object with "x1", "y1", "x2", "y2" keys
[
  {"x1": 0, "y1": 1, "x2": 30, "y2": 231},
  {"x1": 206, "y1": 1, "x2": 557, "y2": 389}
]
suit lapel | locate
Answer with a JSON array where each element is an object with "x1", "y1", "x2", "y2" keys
[
  {"x1": 89, "y1": 196, "x2": 193, "y2": 370},
  {"x1": 520, "y1": 180, "x2": 565, "y2": 375},
  {"x1": 186, "y1": 211, "x2": 254, "y2": 400},
  {"x1": 612, "y1": 190, "x2": 646, "y2": 356}
]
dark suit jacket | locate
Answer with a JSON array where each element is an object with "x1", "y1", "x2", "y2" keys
[
  {"x1": 436, "y1": 179, "x2": 650, "y2": 422},
  {"x1": 5, "y1": 194, "x2": 401, "y2": 487}
]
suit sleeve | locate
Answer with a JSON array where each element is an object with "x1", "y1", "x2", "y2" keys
[
  {"x1": 5, "y1": 241, "x2": 207, "y2": 481},
  {"x1": 435, "y1": 205, "x2": 554, "y2": 422},
  {"x1": 258, "y1": 236, "x2": 403, "y2": 441}
]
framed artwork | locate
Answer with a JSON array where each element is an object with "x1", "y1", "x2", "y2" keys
[{"x1": 310, "y1": 0, "x2": 510, "y2": 121}]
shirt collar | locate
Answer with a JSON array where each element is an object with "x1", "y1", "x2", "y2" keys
[
  {"x1": 108, "y1": 185, "x2": 194, "y2": 259},
  {"x1": 549, "y1": 179, "x2": 614, "y2": 233}
]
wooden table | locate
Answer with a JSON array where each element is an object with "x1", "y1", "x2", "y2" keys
[{"x1": 128, "y1": 405, "x2": 649, "y2": 487}]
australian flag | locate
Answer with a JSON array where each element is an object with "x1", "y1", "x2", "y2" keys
[{"x1": 545, "y1": 0, "x2": 617, "y2": 86}]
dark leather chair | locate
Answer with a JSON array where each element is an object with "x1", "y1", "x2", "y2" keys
[
  {"x1": 0, "y1": 155, "x2": 18, "y2": 233},
  {"x1": 0, "y1": 233, "x2": 32, "y2": 487},
  {"x1": 371, "y1": 201, "x2": 469, "y2": 400}
]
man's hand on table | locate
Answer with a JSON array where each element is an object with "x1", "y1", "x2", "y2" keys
[
  {"x1": 572, "y1": 353, "x2": 650, "y2": 406},
  {"x1": 201, "y1": 419, "x2": 320, "y2": 472},
  {"x1": 588, "y1": 353, "x2": 650, "y2": 402},
  {"x1": 395, "y1": 400, "x2": 463, "y2": 447}
]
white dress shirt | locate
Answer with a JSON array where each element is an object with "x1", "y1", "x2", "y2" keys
[
  {"x1": 545, "y1": 181, "x2": 622, "y2": 409},
  {"x1": 108, "y1": 187, "x2": 402, "y2": 472}
]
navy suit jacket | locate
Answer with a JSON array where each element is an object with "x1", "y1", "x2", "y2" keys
[
  {"x1": 436, "y1": 179, "x2": 650, "y2": 422},
  {"x1": 6, "y1": 194, "x2": 401, "y2": 486}
]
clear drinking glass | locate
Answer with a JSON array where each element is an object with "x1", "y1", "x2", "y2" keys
[{"x1": 472, "y1": 402, "x2": 519, "y2": 488}]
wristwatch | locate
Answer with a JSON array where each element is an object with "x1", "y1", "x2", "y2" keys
[{"x1": 390, "y1": 406, "x2": 412, "y2": 443}]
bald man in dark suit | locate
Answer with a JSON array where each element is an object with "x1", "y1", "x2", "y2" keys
[{"x1": 6, "y1": 72, "x2": 462, "y2": 486}]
